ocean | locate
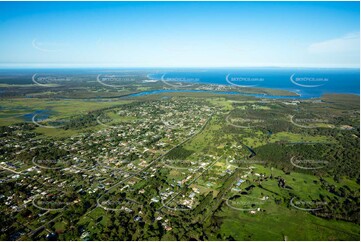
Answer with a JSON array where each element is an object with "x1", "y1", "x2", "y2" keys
[{"x1": 147, "y1": 68, "x2": 360, "y2": 99}]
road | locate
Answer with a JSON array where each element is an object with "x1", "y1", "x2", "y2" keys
[
  {"x1": 97, "y1": 113, "x2": 215, "y2": 210},
  {"x1": 0, "y1": 165, "x2": 23, "y2": 174},
  {"x1": 158, "y1": 155, "x2": 222, "y2": 211},
  {"x1": 21, "y1": 112, "x2": 215, "y2": 239}
]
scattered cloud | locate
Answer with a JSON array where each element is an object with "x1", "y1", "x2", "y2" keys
[{"x1": 308, "y1": 32, "x2": 360, "y2": 54}]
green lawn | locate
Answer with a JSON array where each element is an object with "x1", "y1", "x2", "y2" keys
[
  {"x1": 218, "y1": 205, "x2": 359, "y2": 240},
  {"x1": 270, "y1": 131, "x2": 336, "y2": 143},
  {"x1": 216, "y1": 164, "x2": 359, "y2": 240},
  {"x1": 0, "y1": 98, "x2": 133, "y2": 126}
]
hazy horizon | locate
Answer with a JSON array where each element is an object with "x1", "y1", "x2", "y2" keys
[{"x1": 0, "y1": 66, "x2": 360, "y2": 70}]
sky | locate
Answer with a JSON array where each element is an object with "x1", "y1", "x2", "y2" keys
[{"x1": 0, "y1": 1, "x2": 359, "y2": 68}]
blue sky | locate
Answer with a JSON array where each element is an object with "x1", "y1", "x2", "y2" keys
[{"x1": 0, "y1": 1, "x2": 359, "y2": 68}]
